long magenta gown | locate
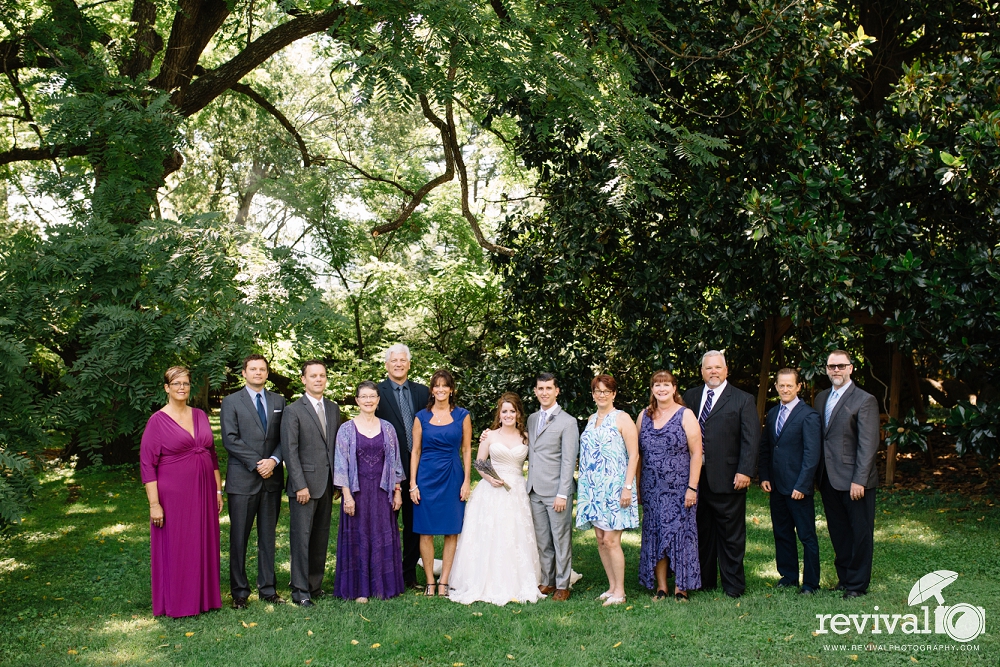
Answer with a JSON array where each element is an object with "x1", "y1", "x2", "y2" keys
[{"x1": 140, "y1": 409, "x2": 222, "y2": 617}]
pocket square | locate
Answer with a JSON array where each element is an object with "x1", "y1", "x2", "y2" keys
[{"x1": 273, "y1": 409, "x2": 282, "y2": 413}]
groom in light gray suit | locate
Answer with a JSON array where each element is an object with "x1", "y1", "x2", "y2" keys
[{"x1": 526, "y1": 373, "x2": 579, "y2": 601}]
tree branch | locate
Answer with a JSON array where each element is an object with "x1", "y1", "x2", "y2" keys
[
  {"x1": 177, "y1": 5, "x2": 352, "y2": 117},
  {"x1": 230, "y1": 81, "x2": 311, "y2": 167},
  {"x1": 0, "y1": 144, "x2": 88, "y2": 167}
]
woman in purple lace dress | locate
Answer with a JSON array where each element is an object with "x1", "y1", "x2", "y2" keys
[
  {"x1": 636, "y1": 370, "x2": 703, "y2": 601},
  {"x1": 333, "y1": 381, "x2": 406, "y2": 602}
]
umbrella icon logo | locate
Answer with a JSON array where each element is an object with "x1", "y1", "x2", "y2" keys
[{"x1": 907, "y1": 570, "x2": 986, "y2": 642}]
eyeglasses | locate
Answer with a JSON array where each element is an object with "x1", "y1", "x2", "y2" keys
[
  {"x1": 826, "y1": 363, "x2": 851, "y2": 371},
  {"x1": 357, "y1": 394, "x2": 379, "y2": 400},
  {"x1": 592, "y1": 389, "x2": 613, "y2": 396},
  {"x1": 168, "y1": 382, "x2": 191, "y2": 388}
]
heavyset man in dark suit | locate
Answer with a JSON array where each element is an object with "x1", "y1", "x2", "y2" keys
[
  {"x1": 758, "y1": 368, "x2": 821, "y2": 594},
  {"x1": 220, "y1": 354, "x2": 287, "y2": 609},
  {"x1": 281, "y1": 359, "x2": 341, "y2": 607},
  {"x1": 815, "y1": 350, "x2": 879, "y2": 599},
  {"x1": 374, "y1": 343, "x2": 429, "y2": 589},
  {"x1": 683, "y1": 351, "x2": 761, "y2": 598}
]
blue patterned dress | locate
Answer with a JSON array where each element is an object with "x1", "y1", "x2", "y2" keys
[
  {"x1": 637, "y1": 408, "x2": 701, "y2": 591},
  {"x1": 576, "y1": 409, "x2": 639, "y2": 531}
]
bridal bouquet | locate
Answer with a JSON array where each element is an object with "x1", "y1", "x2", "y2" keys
[{"x1": 473, "y1": 459, "x2": 511, "y2": 491}]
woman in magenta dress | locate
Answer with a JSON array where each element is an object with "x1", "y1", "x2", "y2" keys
[
  {"x1": 333, "y1": 381, "x2": 406, "y2": 602},
  {"x1": 140, "y1": 366, "x2": 223, "y2": 618}
]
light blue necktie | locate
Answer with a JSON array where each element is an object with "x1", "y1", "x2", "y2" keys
[
  {"x1": 536, "y1": 410, "x2": 547, "y2": 437},
  {"x1": 775, "y1": 404, "x2": 788, "y2": 438},
  {"x1": 825, "y1": 390, "x2": 840, "y2": 426}
]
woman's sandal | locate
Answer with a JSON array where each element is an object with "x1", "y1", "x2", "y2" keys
[
  {"x1": 603, "y1": 595, "x2": 626, "y2": 606},
  {"x1": 654, "y1": 590, "x2": 668, "y2": 600},
  {"x1": 437, "y1": 582, "x2": 450, "y2": 598},
  {"x1": 596, "y1": 590, "x2": 613, "y2": 601},
  {"x1": 424, "y1": 584, "x2": 436, "y2": 597},
  {"x1": 674, "y1": 591, "x2": 689, "y2": 602}
]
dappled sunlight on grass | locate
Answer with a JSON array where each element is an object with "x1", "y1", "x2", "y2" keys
[
  {"x1": 96, "y1": 524, "x2": 134, "y2": 538},
  {"x1": 875, "y1": 519, "x2": 941, "y2": 545},
  {"x1": 0, "y1": 557, "x2": 28, "y2": 574}
]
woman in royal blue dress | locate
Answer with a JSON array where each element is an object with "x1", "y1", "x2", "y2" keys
[
  {"x1": 409, "y1": 369, "x2": 472, "y2": 597},
  {"x1": 636, "y1": 370, "x2": 703, "y2": 601}
]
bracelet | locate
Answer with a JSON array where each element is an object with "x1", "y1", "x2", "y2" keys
[
  {"x1": 410, "y1": 485, "x2": 418, "y2": 491},
  {"x1": 217, "y1": 491, "x2": 223, "y2": 495},
  {"x1": 687, "y1": 486, "x2": 698, "y2": 493}
]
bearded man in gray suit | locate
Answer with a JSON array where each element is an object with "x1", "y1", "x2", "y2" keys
[
  {"x1": 526, "y1": 373, "x2": 580, "y2": 601},
  {"x1": 281, "y1": 359, "x2": 341, "y2": 607},
  {"x1": 815, "y1": 350, "x2": 879, "y2": 599},
  {"x1": 221, "y1": 354, "x2": 286, "y2": 609}
]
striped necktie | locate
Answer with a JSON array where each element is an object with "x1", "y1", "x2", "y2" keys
[
  {"x1": 698, "y1": 389, "x2": 714, "y2": 435},
  {"x1": 825, "y1": 390, "x2": 840, "y2": 426},
  {"x1": 775, "y1": 404, "x2": 788, "y2": 438}
]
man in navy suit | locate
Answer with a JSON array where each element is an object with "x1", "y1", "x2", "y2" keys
[{"x1": 758, "y1": 368, "x2": 821, "y2": 594}]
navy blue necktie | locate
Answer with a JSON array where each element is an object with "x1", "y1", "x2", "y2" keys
[
  {"x1": 699, "y1": 389, "x2": 714, "y2": 436},
  {"x1": 256, "y1": 393, "x2": 267, "y2": 431}
]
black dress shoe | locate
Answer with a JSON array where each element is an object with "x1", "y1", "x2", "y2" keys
[
  {"x1": 231, "y1": 597, "x2": 248, "y2": 609},
  {"x1": 776, "y1": 581, "x2": 797, "y2": 589},
  {"x1": 295, "y1": 599, "x2": 315, "y2": 607},
  {"x1": 405, "y1": 580, "x2": 421, "y2": 591},
  {"x1": 843, "y1": 590, "x2": 866, "y2": 599},
  {"x1": 833, "y1": 583, "x2": 847, "y2": 591},
  {"x1": 311, "y1": 590, "x2": 326, "y2": 599},
  {"x1": 262, "y1": 593, "x2": 286, "y2": 604},
  {"x1": 798, "y1": 587, "x2": 817, "y2": 595},
  {"x1": 724, "y1": 590, "x2": 742, "y2": 599}
]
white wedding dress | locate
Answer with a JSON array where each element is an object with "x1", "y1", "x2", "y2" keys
[{"x1": 448, "y1": 441, "x2": 544, "y2": 605}]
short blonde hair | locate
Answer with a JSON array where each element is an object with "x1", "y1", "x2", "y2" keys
[{"x1": 163, "y1": 366, "x2": 190, "y2": 385}]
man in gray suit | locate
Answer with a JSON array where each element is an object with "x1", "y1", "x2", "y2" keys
[
  {"x1": 281, "y1": 360, "x2": 340, "y2": 607},
  {"x1": 526, "y1": 373, "x2": 579, "y2": 601},
  {"x1": 221, "y1": 354, "x2": 286, "y2": 608},
  {"x1": 814, "y1": 350, "x2": 879, "y2": 599}
]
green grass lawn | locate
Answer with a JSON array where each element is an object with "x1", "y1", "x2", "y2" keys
[{"x1": 1, "y1": 426, "x2": 997, "y2": 666}]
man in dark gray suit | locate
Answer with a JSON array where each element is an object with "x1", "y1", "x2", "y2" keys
[
  {"x1": 281, "y1": 359, "x2": 340, "y2": 607},
  {"x1": 221, "y1": 354, "x2": 287, "y2": 608},
  {"x1": 525, "y1": 373, "x2": 579, "y2": 601},
  {"x1": 759, "y1": 368, "x2": 821, "y2": 594},
  {"x1": 814, "y1": 350, "x2": 879, "y2": 599},
  {"x1": 682, "y1": 350, "x2": 760, "y2": 598},
  {"x1": 374, "y1": 343, "x2": 428, "y2": 589}
]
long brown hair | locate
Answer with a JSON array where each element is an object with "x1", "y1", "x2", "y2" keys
[
  {"x1": 426, "y1": 369, "x2": 457, "y2": 409},
  {"x1": 647, "y1": 370, "x2": 685, "y2": 418},
  {"x1": 488, "y1": 392, "x2": 528, "y2": 443}
]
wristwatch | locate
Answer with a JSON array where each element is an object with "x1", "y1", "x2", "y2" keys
[{"x1": 625, "y1": 481, "x2": 635, "y2": 491}]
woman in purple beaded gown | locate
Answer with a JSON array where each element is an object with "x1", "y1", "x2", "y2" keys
[
  {"x1": 635, "y1": 370, "x2": 703, "y2": 601},
  {"x1": 333, "y1": 381, "x2": 406, "y2": 602}
]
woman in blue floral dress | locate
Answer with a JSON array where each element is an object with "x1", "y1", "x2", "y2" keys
[{"x1": 576, "y1": 374, "x2": 639, "y2": 606}]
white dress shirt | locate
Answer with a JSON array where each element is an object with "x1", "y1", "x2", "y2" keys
[{"x1": 700, "y1": 380, "x2": 728, "y2": 416}]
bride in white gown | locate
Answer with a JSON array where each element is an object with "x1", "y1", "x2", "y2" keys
[{"x1": 448, "y1": 392, "x2": 544, "y2": 605}]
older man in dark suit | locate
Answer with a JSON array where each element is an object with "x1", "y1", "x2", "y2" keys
[
  {"x1": 682, "y1": 350, "x2": 760, "y2": 598},
  {"x1": 281, "y1": 360, "x2": 341, "y2": 607},
  {"x1": 815, "y1": 350, "x2": 879, "y2": 599},
  {"x1": 221, "y1": 354, "x2": 287, "y2": 609},
  {"x1": 759, "y1": 368, "x2": 822, "y2": 595},
  {"x1": 375, "y1": 343, "x2": 429, "y2": 589}
]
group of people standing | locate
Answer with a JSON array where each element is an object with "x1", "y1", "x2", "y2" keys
[{"x1": 139, "y1": 344, "x2": 879, "y2": 618}]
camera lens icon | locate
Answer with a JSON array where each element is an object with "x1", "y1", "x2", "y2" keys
[{"x1": 943, "y1": 603, "x2": 986, "y2": 643}]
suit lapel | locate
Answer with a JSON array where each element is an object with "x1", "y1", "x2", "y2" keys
[
  {"x1": 704, "y1": 384, "x2": 732, "y2": 422},
  {"x1": 825, "y1": 384, "x2": 855, "y2": 435},
  {"x1": 239, "y1": 389, "x2": 266, "y2": 435},
  {"x1": 263, "y1": 390, "x2": 281, "y2": 439},
  {"x1": 380, "y1": 380, "x2": 404, "y2": 426},
  {"x1": 775, "y1": 401, "x2": 804, "y2": 445}
]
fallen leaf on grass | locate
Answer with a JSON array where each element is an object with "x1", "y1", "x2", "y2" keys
[
  {"x1": 444, "y1": 635, "x2": 452, "y2": 641},
  {"x1": 372, "y1": 643, "x2": 381, "y2": 648},
  {"x1": 351, "y1": 640, "x2": 359, "y2": 645},
  {"x1": 507, "y1": 655, "x2": 515, "y2": 660},
  {"x1": 784, "y1": 634, "x2": 793, "y2": 641},
  {"x1": 625, "y1": 605, "x2": 633, "y2": 610},
  {"x1": 240, "y1": 621, "x2": 249, "y2": 628},
  {"x1": 185, "y1": 632, "x2": 194, "y2": 637},
  {"x1": 613, "y1": 642, "x2": 622, "y2": 648},
  {"x1": 471, "y1": 612, "x2": 482, "y2": 617},
  {"x1": 452, "y1": 663, "x2": 463, "y2": 666},
  {"x1": 849, "y1": 656, "x2": 858, "y2": 661},
  {"x1": 360, "y1": 614, "x2": 371, "y2": 622},
  {"x1": 158, "y1": 644, "x2": 169, "y2": 648},
  {"x1": 911, "y1": 658, "x2": 918, "y2": 663},
  {"x1": 307, "y1": 630, "x2": 313, "y2": 636},
  {"x1": 248, "y1": 622, "x2": 257, "y2": 627},
  {"x1": 68, "y1": 650, "x2": 78, "y2": 655},
  {"x1": 305, "y1": 661, "x2": 312, "y2": 665}
]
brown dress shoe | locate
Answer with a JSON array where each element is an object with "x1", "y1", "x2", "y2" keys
[
  {"x1": 552, "y1": 589, "x2": 571, "y2": 601},
  {"x1": 538, "y1": 585, "x2": 556, "y2": 595}
]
